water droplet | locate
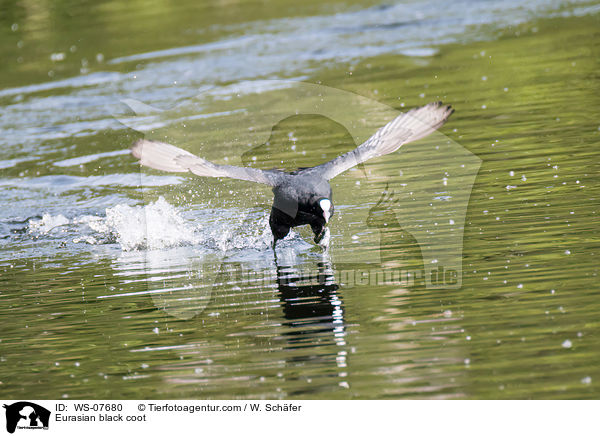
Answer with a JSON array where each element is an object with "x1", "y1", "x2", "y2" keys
[{"x1": 50, "y1": 52, "x2": 66, "y2": 62}]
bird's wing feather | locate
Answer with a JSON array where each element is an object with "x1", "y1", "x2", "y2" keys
[
  {"x1": 304, "y1": 101, "x2": 454, "y2": 180},
  {"x1": 131, "y1": 139, "x2": 286, "y2": 186}
]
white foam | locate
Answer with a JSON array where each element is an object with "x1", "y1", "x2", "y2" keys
[
  {"x1": 28, "y1": 197, "x2": 275, "y2": 252},
  {"x1": 87, "y1": 197, "x2": 198, "y2": 251},
  {"x1": 28, "y1": 213, "x2": 70, "y2": 234}
]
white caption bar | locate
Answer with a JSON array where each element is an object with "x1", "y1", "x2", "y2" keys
[{"x1": 0, "y1": 400, "x2": 598, "y2": 435}]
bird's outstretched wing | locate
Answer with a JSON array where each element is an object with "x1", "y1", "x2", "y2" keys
[
  {"x1": 303, "y1": 101, "x2": 454, "y2": 180},
  {"x1": 131, "y1": 139, "x2": 286, "y2": 186}
]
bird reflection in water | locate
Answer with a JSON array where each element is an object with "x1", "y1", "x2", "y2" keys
[{"x1": 274, "y1": 256, "x2": 349, "y2": 383}]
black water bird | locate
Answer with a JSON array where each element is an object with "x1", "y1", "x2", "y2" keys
[{"x1": 131, "y1": 101, "x2": 453, "y2": 248}]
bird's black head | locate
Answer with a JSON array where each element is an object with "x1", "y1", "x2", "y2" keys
[{"x1": 311, "y1": 197, "x2": 333, "y2": 224}]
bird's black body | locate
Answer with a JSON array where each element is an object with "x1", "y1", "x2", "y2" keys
[
  {"x1": 269, "y1": 174, "x2": 334, "y2": 245},
  {"x1": 130, "y1": 101, "x2": 454, "y2": 248}
]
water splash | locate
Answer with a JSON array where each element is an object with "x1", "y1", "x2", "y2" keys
[
  {"x1": 28, "y1": 213, "x2": 70, "y2": 234},
  {"x1": 27, "y1": 197, "x2": 274, "y2": 252},
  {"x1": 86, "y1": 197, "x2": 198, "y2": 251}
]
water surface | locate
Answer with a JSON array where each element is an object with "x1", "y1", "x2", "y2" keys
[{"x1": 0, "y1": 0, "x2": 599, "y2": 399}]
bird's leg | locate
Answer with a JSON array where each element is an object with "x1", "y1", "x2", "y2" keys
[
  {"x1": 312, "y1": 223, "x2": 330, "y2": 248},
  {"x1": 317, "y1": 227, "x2": 330, "y2": 248},
  {"x1": 270, "y1": 223, "x2": 290, "y2": 249},
  {"x1": 272, "y1": 242, "x2": 280, "y2": 265}
]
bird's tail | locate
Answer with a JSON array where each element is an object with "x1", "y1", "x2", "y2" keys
[{"x1": 131, "y1": 139, "x2": 199, "y2": 172}]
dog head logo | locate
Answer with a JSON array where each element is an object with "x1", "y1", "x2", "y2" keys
[{"x1": 3, "y1": 402, "x2": 50, "y2": 433}]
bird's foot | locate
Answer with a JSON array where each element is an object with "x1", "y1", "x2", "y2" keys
[{"x1": 314, "y1": 227, "x2": 330, "y2": 249}]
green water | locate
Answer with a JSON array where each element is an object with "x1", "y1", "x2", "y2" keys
[{"x1": 0, "y1": 0, "x2": 599, "y2": 399}]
